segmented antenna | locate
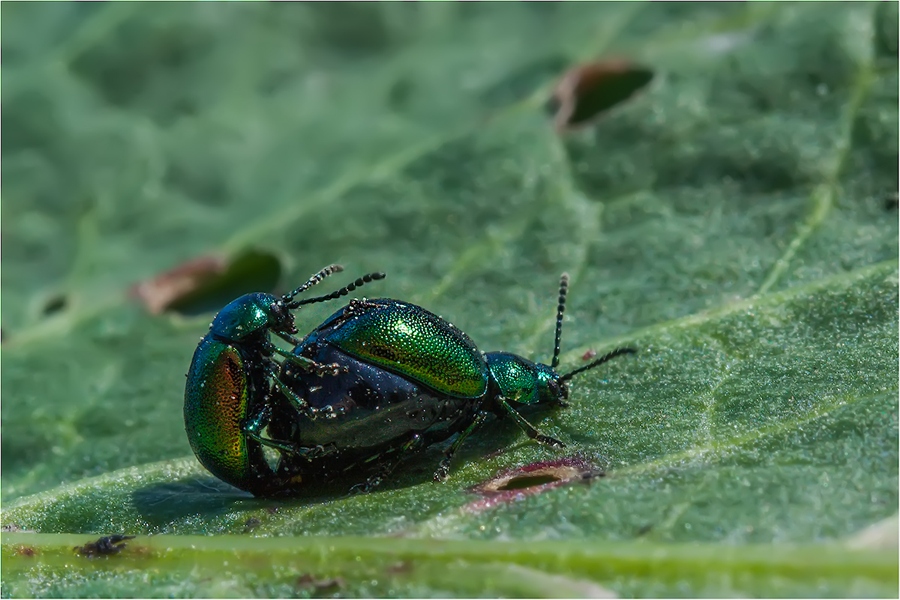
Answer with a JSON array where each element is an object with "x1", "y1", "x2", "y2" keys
[
  {"x1": 287, "y1": 272, "x2": 386, "y2": 309},
  {"x1": 282, "y1": 264, "x2": 344, "y2": 302},
  {"x1": 551, "y1": 273, "x2": 569, "y2": 369},
  {"x1": 558, "y1": 347, "x2": 636, "y2": 383}
]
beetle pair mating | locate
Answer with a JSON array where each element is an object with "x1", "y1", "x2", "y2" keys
[{"x1": 184, "y1": 265, "x2": 635, "y2": 496}]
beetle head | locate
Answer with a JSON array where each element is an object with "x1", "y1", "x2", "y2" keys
[{"x1": 267, "y1": 300, "x2": 298, "y2": 336}]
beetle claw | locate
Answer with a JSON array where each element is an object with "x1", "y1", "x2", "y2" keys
[
  {"x1": 433, "y1": 463, "x2": 450, "y2": 482},
  {"x1": 536, "y1": 435, "x2": 566, "y2": 449},
  {"x1": 349, "y1": 476, "x2": 381, "y2": 495}
]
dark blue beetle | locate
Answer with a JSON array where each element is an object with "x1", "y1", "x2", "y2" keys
[{"x1": 269, "y1": 273, "x2": 635, "y2": 492}]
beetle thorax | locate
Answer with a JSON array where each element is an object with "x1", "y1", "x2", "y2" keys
[
  {"x1": 485, "y1": 352, "x2": 564, "y2": 406},
  {"x1": 210, "y1": 293, "x2": 289, "y2": 341}
]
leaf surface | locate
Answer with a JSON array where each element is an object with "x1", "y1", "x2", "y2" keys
[{"x1": 2, "y1": 3, "x2": 897, "y2": 597}]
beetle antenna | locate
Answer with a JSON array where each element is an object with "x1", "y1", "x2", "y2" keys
[
  {"x1": 558, "y1": 347, "x2": 636, "y2": 383},
  {"x1": 287, "y1": 272, "x2": 386, "y2": 309},
  {"x1": 281, "y1": 264, "x2": 344, "y2": 303},
  {"x1": 551, "y1": 273, "x2": 569, "y2": 369}
]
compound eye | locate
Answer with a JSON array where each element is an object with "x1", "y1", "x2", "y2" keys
[
  {"x1": 556, "y1": 380, "x2": 569, "y2": 401},
  {"x1": 271, "y1": 303, "x2": 297, "y2": 334},
  {"x1": 545, "y1": 379, "x2": 563, "y2": 403},
  {"x1": 269, "y1": 303, "x2": 285, "y2": 323}
]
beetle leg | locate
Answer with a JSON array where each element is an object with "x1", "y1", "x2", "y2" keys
[
  {"x1": 284, "y1": 442, "x2": 336, "y2": 461},
  {"x1": 264, "y1": 363, "x2": 320, "y2": 420},
  {"x1": 245, "y1": 405, "x2": 337, "y2": 461},
  {"x1": 273, "y1": 331, "x2": 303, "y2": 346},
  {"x1": 434, "y1": 411, "x2": 489, "y2": 482},
  {"x1": 350, "y1": 435, "x2": 425, "y2": 494},
  {"x1": 271, "y1": 346, "x2": 345, "y2": 377},
  {"x1": 270, "y1": 376, "x2": 319, "y2": 420},
  {"x1": 349, "y1": 469, "x2": 388, "y2": 495},
  {"x1": 243, "y1": 405, "x2": 304, "y2": 455},
  {"x1": 495, "y1": 396, "x2": 566, "y2": 448},
  {"x1": 349, "y1": 463, "x2": 392, "y2": 494}
]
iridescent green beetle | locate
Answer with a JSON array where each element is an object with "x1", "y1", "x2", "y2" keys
[
  {"x1": 183, "y1": 265, "x2": 384, "y2": 495},
  {"x1": 270, "y1": 273, "x2": 636, "y2": 492}
]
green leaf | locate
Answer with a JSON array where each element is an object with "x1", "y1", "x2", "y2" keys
[{"x1": 2, "y1": 3, "x2": 897, "y2": 597}]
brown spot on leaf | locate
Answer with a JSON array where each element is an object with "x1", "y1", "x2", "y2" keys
[
  {"x1": 582, "y1": 349, "x2": 598, "y2": 361},
  {"x1": 14, "y1": 545, "x2": 36, "y2": 557},
  {"x1": 131, "y1": 255, "x2": 227, "y2": 315},
  {"x1": 550, "y1": 59, "x2": 654, "y2": 132},
  {"x1": 466, "y1": 456, "x2": 603, "y2": 512},
  {"x1": 130, "y1": 249, "x2": 281, "y2": 316}
]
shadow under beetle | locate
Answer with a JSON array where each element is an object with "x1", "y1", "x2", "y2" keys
[
  {"x1": 183, "y1": 264, "x2": 385, "y2": 495},
  {"x1": 268, "y1": 272, "x2": 636, "y2": 493}
]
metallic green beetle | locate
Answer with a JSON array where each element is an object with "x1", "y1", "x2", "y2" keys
[{"x1": 183, "y1": 265, "x2": 384, "y2": 495}]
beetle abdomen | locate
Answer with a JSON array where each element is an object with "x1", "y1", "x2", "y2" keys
[
  {"x1": 324, "y1": 299, "x2": 488, "y2": 399},
  {"x1": 183, "y1": 338, "x2": 256, "y2": 488},
  {"x1": 279, "y1": 345, "x2": 477, "y2": 447},
  {"x1": 273, "y1": 342, "x2": 480, "y2": 482}
]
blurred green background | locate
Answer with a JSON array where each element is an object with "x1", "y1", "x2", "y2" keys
[{"x1": 2, "y1": 3, "x2": 898, "y2": 597}]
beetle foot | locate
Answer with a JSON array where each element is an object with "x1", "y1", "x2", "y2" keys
[
  {"x1": 308, "y1": 444, "x2": 327, "y2": 458},
  {"x1": 349, "y1": 475, "x2": 382, "y2": 495},
  {"x1": 433, "y1": 462, "x2": 450, "y2": 482},
  {"x1": 295, "y1": 442, "x2": 336, "y2": 461},
  {"x1": 535, "y1": 434, "x2": 566, "y2": 449}
]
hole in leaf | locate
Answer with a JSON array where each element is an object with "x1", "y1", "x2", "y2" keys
[
  {"x1": 131, "y1": 250, "x2": 282, "y2": 316},
  {"x1": 550, "y1": 59, "x2": 654, "y2": 132},
  {"x1": 497, "y1": 473, "x2": 561, "y2": 491},
  {"x1": 466, "y1": 456, "x2": 603, "y2": 512},
  {"x1": 167, "y1": 251, "x2": 281, "y2": 317},
  {"x1": 42, "y1": 294, "x2": 67, "y2": 316}
]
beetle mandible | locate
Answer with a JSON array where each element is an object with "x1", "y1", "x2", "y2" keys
[
  {"x1": 269, "y1": 272, "x2": 635, "y2": 492},
  {"x1": 183, "y1": 264, "x2": 384, "y2": 495}
]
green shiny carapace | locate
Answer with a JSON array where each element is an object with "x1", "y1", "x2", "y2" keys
[{"x1": 183, "y1": 265, "x2": 384, "y2": 494}]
